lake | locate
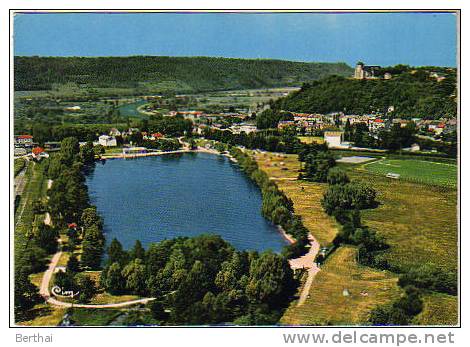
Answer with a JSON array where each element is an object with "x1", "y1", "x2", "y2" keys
[{"x1": 86, "y1": 152, "x2": 288, "y2": 252}]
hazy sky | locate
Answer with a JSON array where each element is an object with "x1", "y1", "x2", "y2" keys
[{"x1": 13, "y1": 12, "x2": 457, "y2": 67}]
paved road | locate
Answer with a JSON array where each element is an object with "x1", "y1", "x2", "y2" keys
[{"x1": 288, "y1": 234, "x2": 321, "y2": 307}]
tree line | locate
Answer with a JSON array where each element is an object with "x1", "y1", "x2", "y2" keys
[
  {"x1": 15, "y1": 137, "x2": 106, "y2": 320},
  {"x1": 203, "y1": 127, "x2": 303, "y2": 154}
]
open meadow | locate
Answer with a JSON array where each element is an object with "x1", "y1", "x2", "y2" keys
[
  {"x1": 364, "y1": 158, "x2": 457, "y2": 188},
  {"x1": 344, "y1": 163, "x2": 458, "y2": 274}
]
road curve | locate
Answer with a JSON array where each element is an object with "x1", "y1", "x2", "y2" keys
[{"x1": 39, "y1": 239, "x2": 155, "y2": 309}]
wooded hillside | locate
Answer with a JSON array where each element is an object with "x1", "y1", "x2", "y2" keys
[
  {"x1": 271, "y1": 68, "x2": 457, "y2": 119},
  {"x1": 14, "y1": 56, "x2": 353, "y2": 92}
]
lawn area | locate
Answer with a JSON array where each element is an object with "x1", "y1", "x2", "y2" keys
[
  {"x1": 104, "y1": 147, "x2": 124, "y2": 155},
  {"x1": 298, "y1": 136, "x2": 325, "y2": 145},
  {"x1": 414, "y1": 293, "x2": 458, "y2": 326},
  {"x1": 253, "y1": 152, "x2": 339, "y2": 245},
  {"x1": 280, "y1": 246, "x2": 401, "y2": 325},
  {"x1": 364, "y1": 158, "x2": 457, "y2": 188},
  {"x1": 347, "y1": 167, "x2": 458, "y2": 274}
]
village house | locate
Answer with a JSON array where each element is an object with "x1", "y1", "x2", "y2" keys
[
  {"x1": 98, "y1": 135, "x2": 117, "y2": 147},
  {"x1": 14, "y1": 135, "x2": 33, "y2": 147},
  {"x1": 324, "y1": 131, "x2": 344, "y2": 148},
  {"x1": 369, "y1": 118, "x2": 386, "y2": 132},
  {"x1": 277, "y1": 120, "x2": 296, "y2": 130},
  {"x1": 109, "y1": 128, "x2": 122, "y2": 136},
  {"x1": 230, "y1": 124, "x2": 257, "y2": 134}
]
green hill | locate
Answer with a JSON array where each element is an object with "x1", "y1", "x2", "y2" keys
[
  {"x1": 14, "y1": 56, "x2": 353, "y2": 93},
  {"x1": 270, "y1": 68, "x2": 457, "y2": 119}
]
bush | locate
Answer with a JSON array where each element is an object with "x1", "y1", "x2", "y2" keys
[
  {"x1": 398, "y1": 265, "x2": 457, "y2": 296},
  {"x1": 322, "y1": 182, "x2": 377, "y2": 215},
  {"x1": 326, "y1": 167, "x2": 350, "y2": 185}
]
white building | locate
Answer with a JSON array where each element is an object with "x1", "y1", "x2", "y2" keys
[
  {"x1": 230, "y1": 124, "x2": 257, "y2": 134},
  {"x1": 98, "y1": 135, "x2": 117, "y2": 147},
  {"x1": 324, "y1": 131, "x2": 343, "y2": 148}
]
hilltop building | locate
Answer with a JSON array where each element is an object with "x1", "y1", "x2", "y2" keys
[{"x1": 354, "y1": 62, "x2": 381, "y2": 79}]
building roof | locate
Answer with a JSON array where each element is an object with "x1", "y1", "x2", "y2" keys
[
  {"x1": 16, "y1": 135, "x2": 33, "y2": 139},
  {"x1": 32, "y1": 147, "x2": 44, "y2": 155},
  {"x1": 324, "y1": 131, "x2": 343, "y2": 137}
]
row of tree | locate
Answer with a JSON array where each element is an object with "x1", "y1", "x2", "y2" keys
[{"x1": 203, "y1": 127, "x2": 303, "y2": 154}]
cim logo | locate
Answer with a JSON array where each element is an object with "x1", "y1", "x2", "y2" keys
[{"x1": 51, "y1": 285, "x2": 80, "y2": 298}]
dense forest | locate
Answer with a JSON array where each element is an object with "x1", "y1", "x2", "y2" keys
[
  {"x1": 270, "y1": 68, "x2": 457, "y2": 119},
  {"x1": 14, "y1": 56, "x2": 353, "y2": 93}
]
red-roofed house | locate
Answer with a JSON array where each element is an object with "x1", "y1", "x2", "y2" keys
[
  {"x1": 15, "y1": 135, "x2": 33, "y2": 146},
  {"x1": 32, "y1": 147, "x2": 44, "y2": 156},
  {"x1": 68, "y1": 223, "x2": 78, "y2": 230}
]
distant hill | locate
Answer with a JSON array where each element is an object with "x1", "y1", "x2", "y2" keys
[
  {"x1": 14, "y1": 56, "x2": 353, "y2": 93},
  {"x1": 270, "y1": 67, "x2": 457, "y2": 119}
]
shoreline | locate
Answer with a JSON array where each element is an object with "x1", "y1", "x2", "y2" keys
[
  {"x1": 278, "y1": 225, "x2": 296, "y2": 244},
  {"x1": 101, "y1": 147, "x2": 222, "y2": 160}
]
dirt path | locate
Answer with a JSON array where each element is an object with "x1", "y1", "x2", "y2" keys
[
  {"x1": 47, "y1": 297, "x2": 155, "y2": 308},
  {"x1": 288, "y1": 234, "x2": 321, "y2": 306},
  {"x1": 39, "y1": 239, "x2": 63, "y2": 300}
]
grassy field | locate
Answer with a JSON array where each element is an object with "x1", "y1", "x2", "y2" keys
[
  {"x1": 281, "y1": 246, "x2": 401, "y2": 325},
  {"x1": 345, "y1": 166, "x2": 458, "y2": 274},
  {"x1": 298, "y1": 136, "x2": 325, "y2": 145},
  {"x1": 253, "y1": 152, "x2": 339, "y2": 246},
  {"x1": 414, "y1": 293, "x2": 459, "y2": 326},
  {"x1": 364, "y1": 158, "x2": 457, "y2": 188}
]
